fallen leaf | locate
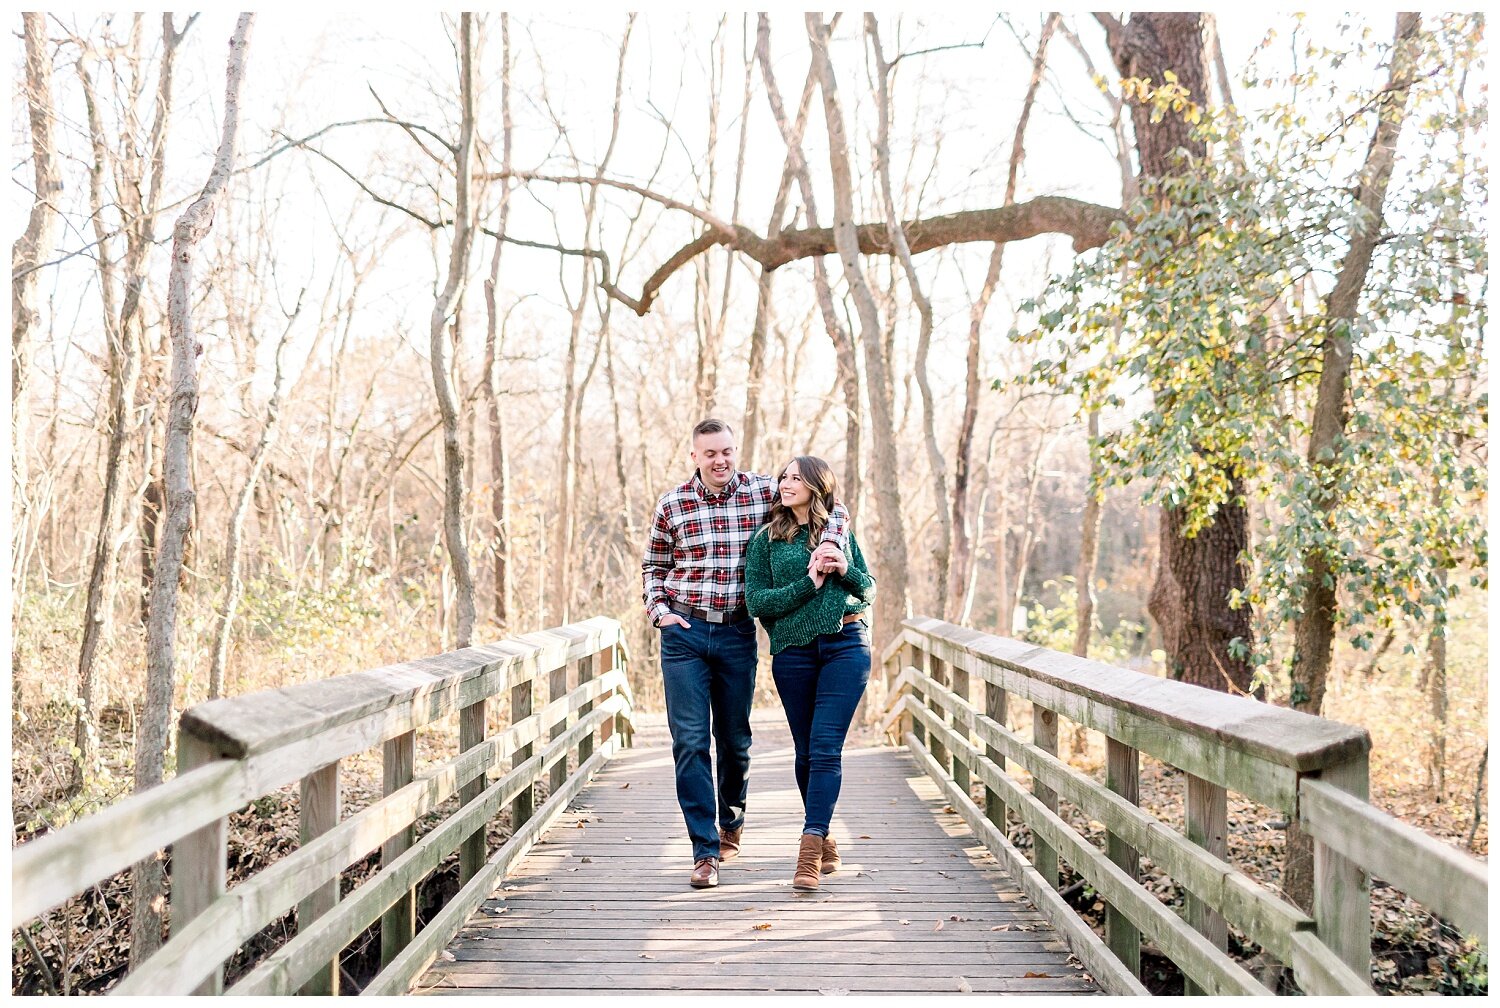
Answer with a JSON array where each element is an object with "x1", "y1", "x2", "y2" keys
[
  {"x1": 580, "y1": 856, "x2": 594, "y2": 863},
  {"x1": 933, "y1": 920, "x2": 944, "y2": 932},
  {"x1": 639, "y1": 953, "x2": 655, "y2": 960},
  {"x1": 439, "y1": 951, "x2": 455, "y2": 962},
  {"x1": 956, "y1": 977, "x2": 973, "y2": 993},
  {"x1": 752, "y1": 923, "x2": 772, "y2": 931},
  {"x1": 620, "y1": 782, "x2": 631, "y2": 789},
  {"x1": 859, "y1": 834, "x2": 872, "y2": 839},
  {"x1": 1023, "y1": 972, "x2": 1052, "y2": 979},
  {"x1": 576, "y1": 821, "x2": 586, "y2": 829},
  {"x1": 910, "y1": 859, "x2": 924, "y2": 864},
  {"x1": 943, "y1": 805, "x2": 956, "y2": 813},
  {"x1": 889, "y1": 886, "x2": 910, "y2": 892},
  {"x1": 990, "y1": 925, "x2": 1010, "y2": 932},
  {"x1": 623, "y1": 837, "x2": 632, "y2": 842},
  {"x1": 899, "y1": 919, "x2": 911, "y2": 926}
]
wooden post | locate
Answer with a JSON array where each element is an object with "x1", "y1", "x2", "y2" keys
[
  {"x1": 1104, "y1": 737, "x2": 1141, "y2": 977},
  {"x1": 927, "y1": 650, "x2": 951, "y2": 771},
  {"x1": 1311, "y1": 756, "x2": 1372, "y2": 981},
  {"x1": 458, "y1": 696, "x2": 488, "y2": 883},
  {"x1": 905, "y1": 640, "x2": 924, "y2": 747},
  {"x1": 380, "y1": 730, "x2": 416, "y2": 967},
  {"x1": 298, "y1": 760, "x2": 341, "y2": 996},
  {"x1": 548, "y1": 657, "x2": 571, "y2": 796},
  {"x1": 173, "y1": 732, "x2": 227, "y2": 995},
  {"x1": 1184, "y1": 772, "x2": 1228, "y2": 995},
  {"x1": 510, "y1": 671, "x2": 535, "y2": 831},
  {"x1": 1032, "y1": 703, "x2": 1059, "y2": 887},
  {"x1": 983, "y1": 679, "x2": 1009, "y2": 836},
  {"x1": 578, "y1": 649, "x2": 598, "y2": 764},
  {"x1": 950, "y1": 654, "x2": 972, "y2": 795}
]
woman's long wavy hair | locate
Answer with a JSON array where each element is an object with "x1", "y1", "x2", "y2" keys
[{"x1": 767, "y1": 456, "x2": 837, "y2": 544}]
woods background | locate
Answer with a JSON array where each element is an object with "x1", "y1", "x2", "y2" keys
[{"x1": 9, "y1": 11, "x2": 1487, "y2": 994}]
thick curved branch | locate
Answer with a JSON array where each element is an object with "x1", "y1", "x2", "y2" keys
[{"x1": 624, "y1": 196, "x2": 1124, "y2": 315}]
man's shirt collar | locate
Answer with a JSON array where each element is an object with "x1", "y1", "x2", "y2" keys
[{"x1": 692, "y1": 469, "x2": 743, "y2": 501}]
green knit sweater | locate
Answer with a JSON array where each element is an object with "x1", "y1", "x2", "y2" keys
[{"x1": 744, "y1": 524, "x2": 876, "y2": 654}]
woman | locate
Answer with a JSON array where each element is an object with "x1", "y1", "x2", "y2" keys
[{"x1": 744, "y1": 456, "x2": 875, "y2": 891}]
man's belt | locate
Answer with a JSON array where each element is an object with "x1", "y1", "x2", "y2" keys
[{"x1": 668, "y1": 600, "x2": 750, "y2": 625}]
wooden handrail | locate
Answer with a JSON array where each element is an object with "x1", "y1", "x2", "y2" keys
[
  {"x1": 889, "y1": 617, "x2": 1487, "y2": 998},
  {"x1": 11, "y1": 618, "x2": 635, "y2": 997}
]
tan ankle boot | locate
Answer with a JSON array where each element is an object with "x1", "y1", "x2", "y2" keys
[
  {"x1": 793, "y1": 833, "x2": 823, "y2": 891},
  {"x1": 821, "y1": 835, "x2": 840, "y2": 875}
]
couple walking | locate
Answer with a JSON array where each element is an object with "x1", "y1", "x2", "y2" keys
[{"x1": 641, "y1": 418, "x2": 876, "y2": 891}]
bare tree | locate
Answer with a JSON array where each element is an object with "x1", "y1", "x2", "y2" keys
[
  {"x1": 133, "y1": 12, "x2": 255, "y2": 964},
  {"x1": 806, "y1": 14, "x2": 910, "y2": 643},
  {"x1": 12, "y1": 12, "x2": 63, "y2": 597}
]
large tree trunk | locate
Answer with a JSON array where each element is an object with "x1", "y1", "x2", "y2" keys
[
  {"x1": 431, "y1": 14, "x2": 479, "y2": 649},
  {"x1": 1101, "y1": 12, "x2": 1254, "y2": 694},
  {"x1": 1283, "y1": 12, "x2": 1420, "y2": 916},
  {"x1": 133, "y1": 13, "x2": 254, "y2": 965},
  {"x1": 12, "y1": 13, "x2": 63, "y2": 599},
  {"x1": 949, "y1": 14, "x2": 1059, "y2": 621},
  {"x1": 482, "y1": 14, "x2": 515, "y2": 630},
  {"x1": 807, "y1": 14, "x2": 909, "y2": 646},
  {"x1": 756, "y1": 16, "x2": 862, "y2": 512},
  {"x1": 1073, "y1": 410, "x2": 1102, "y2": 658}
]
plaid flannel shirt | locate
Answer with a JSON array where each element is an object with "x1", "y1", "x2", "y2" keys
[{"x1": 642, "y1": 469, "x2": 848, "y2": 625}]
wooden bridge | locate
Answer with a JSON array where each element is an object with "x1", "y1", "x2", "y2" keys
[{"x1": 12, "y1": 617, "x2": 1489, "y2": 995}]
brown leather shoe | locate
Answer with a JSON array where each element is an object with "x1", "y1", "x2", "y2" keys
[
  {"x1": 689, "y1": 857, "x2": 719, "y2": 889},
  {"x1": 792, "y1": 833, "x2": 823, "y2": 891},
  {"x1": 821, "y1": 835, "x2": 840, "y2": 875},
  {"x1": 719, "y1": 826, "x2": 742, "y2": 862}
]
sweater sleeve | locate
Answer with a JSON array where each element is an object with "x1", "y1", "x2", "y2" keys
[
  {"x1": 837, "y1": 531, "x2": 876, "y2": 602},
  {"x1": 745, "y1": 530, "x2": 819, "y2": 620}
]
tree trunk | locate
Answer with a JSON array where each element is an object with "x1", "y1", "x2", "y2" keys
[
  {"x1": 1284, "y1": 12, "x2": 1420, "y2": 916},
  {"x1": 482, "y1": 13, "x2": 515, "y2": 630},
  {"x1": 757, "y1": 15, "x2": 862, "y2": 513},
  {"x1": 12, "y1": 12, "x2": 63, "y2": 599},
  {"x1": 133, "y1": 13, "x2": 254, "y2": 965},
  {"x1": 431, "y1": 14, "x2": 479, "y2": 649},
  {"x1": 1073, "y1": 410, "x2": 1102, "y2": 659},
  {"x1": 1100, "y1": 11, "x2": 1254, "y2": 694},
  {"x1": 807, "y1": 14, "x2": 908, "y2": 646},
  {"x1": 949, "y1": 13, "x2": 1059, "y2": 621},
  {"x1": 868, "y1": 16, "x2": 948, "y2": 618}
]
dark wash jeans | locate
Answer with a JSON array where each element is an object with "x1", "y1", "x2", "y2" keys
[
  {"x1": 659, "y1": 616, "x2": 759, "y2": 861},
  {"x1": 771, "y1": 619, "x2": 871, "y2": 837}
]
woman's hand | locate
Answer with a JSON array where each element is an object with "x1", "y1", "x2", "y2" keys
[
  {"x1": 810, "y1": 566, "x2": 827, "y2": 589},
  {"x1": 809, "y1": 543, "x2": 847, "y2": 576}
]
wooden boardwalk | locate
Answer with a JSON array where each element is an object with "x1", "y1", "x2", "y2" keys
[{"x1": 415, "y1": 713, "x2": 1097, "y2": 995}]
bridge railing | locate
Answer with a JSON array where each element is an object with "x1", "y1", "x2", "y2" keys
[
  {"x1": 11, "y1": 617, "x2": 635, "y2": 996},
  {"x1": 881, "y1": 617, "x2": 1487, "y2": 997}
]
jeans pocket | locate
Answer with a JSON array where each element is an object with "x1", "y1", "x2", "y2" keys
[{"x1": 732, "y1": 619, "x2": 758, "y2": 638}]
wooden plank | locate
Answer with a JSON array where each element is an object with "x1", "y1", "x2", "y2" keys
[
  {"x1": 903, "y1": 618, "x2": 1368, "y2": 810},
  {"x1": 1285, "y1": 929, "x2": 1377, "y2": 996},
  {"x1": 907, "y1": 664, "x2": 1312, "y2": 963},
  {"x1": 1300, "y1": 776, "x2": 1487, "y2": 943},
  {"x1": 577, "y1": 650, "x2": 598, "y2": 764},
  {"x1": 180, "y1": 618, "x2": 621, "y2": 758},
  {"x1": 908, "y1": 704, "x2": 1269, "y2": 996},
  {"x1": 170, "y1": 732, "x2": 226, "y2": 996},
  {"x1": 904, "y1": 735, "x2": 1147, "y2": 995},
  {"x1": 548, "y1": 656, "x2": 571, "y2": 797},
  {"x1": 297, "y1": 760, "x2": 341, "y2": 996},
  {"x1": 984, "y1": 678, "x2": 1008, "y2": 835},
  {"x1": 1032, "y1": 701, "x2": 1059, "y2": 889},
  {"x1": 1105, "y1": 737, "x2": 1140, "y2": 978},
  {"x1": 1184, "y1": 772, "x2": 1228, "y2": 996},
  {"x1": 511, "y1": 663, "x2": 535, "y2": 831},
  {"x1": 380, "y1": 730, "x2": 416, "y2": 968},
  {"x1": 1309, "y1": 756, "x2": 1371, "y2": 986}
]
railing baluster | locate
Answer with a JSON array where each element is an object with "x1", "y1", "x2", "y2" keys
[
  {"x1": 173, "y1": 731, "x2": 226, "y2": 995},
  {"x1": 510, "y1": 670, "x2": 535, "y2": 831},
  {"x1": 928, "y1": 650, "x2": 951, "y2": 772},
  {"x1": 1310, "y1": 756, "x2": 1372, "y2": 984},
  {"x1": 1184, "y1": 772, "x2": 1228, "y2": 995},
  {"x1": 983, "y1": 678, "x2": 1009, "y2": 836},
  {"x1": 549, "y1": 655, "x2": 572, "y2": 797},
  {"x1": 906, "y1": 640, "x2": 925, "y2": 748},
  {"x1": 1032, "y1": 703, "x2": 1059, "y2": 888},
  {"x1": 578, "y1": 649, "x2": 598, "y2": 764},
  {"x1": 1105, "y1": 737, "x2": 1141, "y2": 977},
  {"x1": 298, "y1": 760, "x2": 341, "y2": 996},
  {"x1": 459, "y1": 695, "x2": 488, "y2": 883},
  {"x1": 949, "y1": 654, "x2": 971, "y2": 795},
  {"x1": 380, "y1": 730, "x2": 417, "y2": 966}
]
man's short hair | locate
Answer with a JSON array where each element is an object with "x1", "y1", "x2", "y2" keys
[{"x1": 693, "y1": 418, "x2": 734, "y2": 439}]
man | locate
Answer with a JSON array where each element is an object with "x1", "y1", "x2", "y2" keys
[{"x1": 642, "y1": 418, "x2": 848, "y2": 888}]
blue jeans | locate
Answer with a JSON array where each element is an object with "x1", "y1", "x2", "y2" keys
[
  {"x1": 659, "y1": 617, "x2": 760, "y2": 861},
  {"x1": 771, "y1": 620, "x2": 871, "y2": 837}
]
